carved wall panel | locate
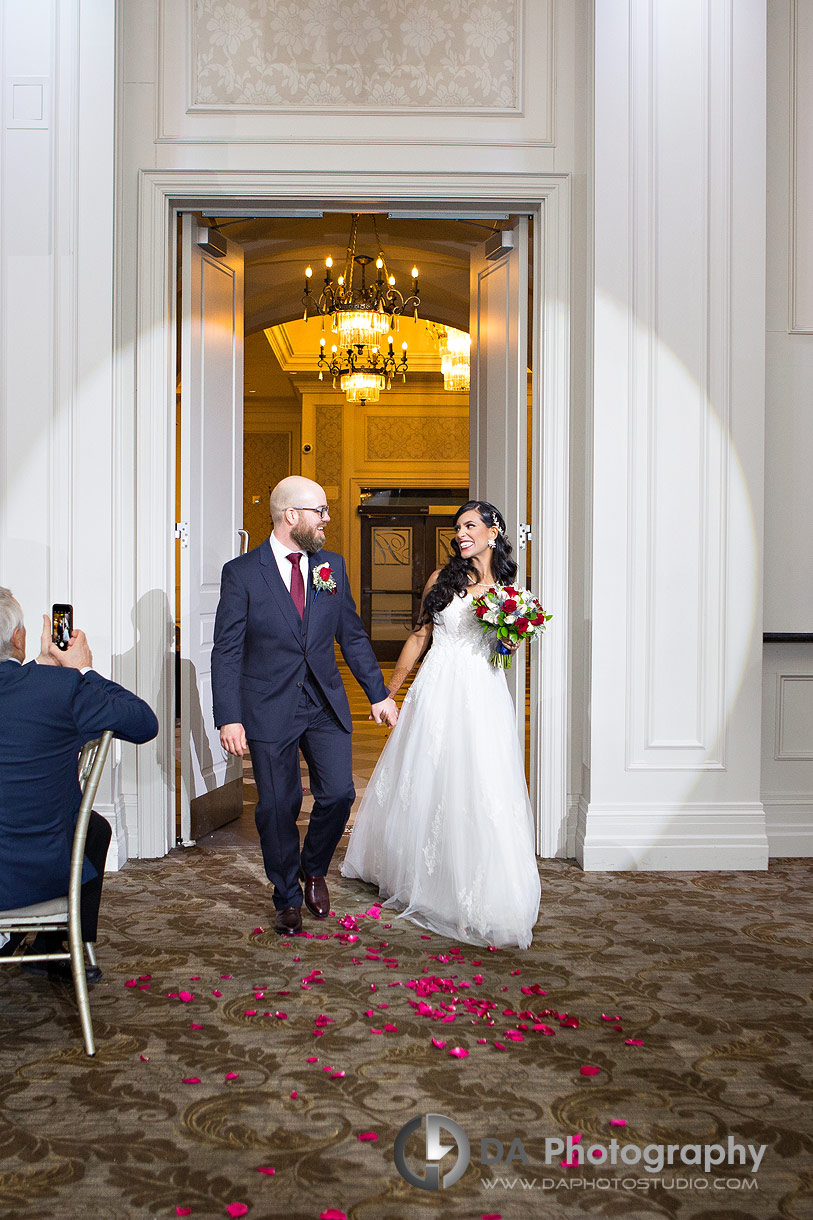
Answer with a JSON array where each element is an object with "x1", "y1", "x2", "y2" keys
[
  {"x1": 365, "y1": 415, "x2": 468, "y2": 462},
  {"x1": 316, "y1": 404, "x2": 343, "y2": 540}
]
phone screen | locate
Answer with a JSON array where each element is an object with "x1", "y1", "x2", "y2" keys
[{"x1": 52, "y1": 604, "x2": 73, "y2": 651}]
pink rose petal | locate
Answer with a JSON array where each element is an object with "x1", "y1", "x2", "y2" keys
[
  {"x1": 220, "y1": 974, "x2": 232, "y2": 979},
  {"x1": 358, "y1": 1132, "x2": 378, "y2": 1142},
  {"x1": 449, "y1": 1047, "x2": 469, "y2": 1058},
  {"x1": 580, "y1": 1065, "x2": 601, "y2": 1076},
  {"x1": 226, "y1": 1205, "x2": 248, "y2": 1219},
  {"x1": 493, "y1": 1041, "x2": 506, "y2": 1050},
  {"x1": 275, "y1": 1012, "x2": 288, "y2": 1020},
  {"x1": 176, "y1": 1210, "x2": 192, "y2": 1217},
  {"x1": 610, "y1": 1119, "x2": 627, "y2": 1127},
  {"x1": 625, "y1": 1038, "x2": 644, "y2": 1046},
  {"x1": 306, "y1": 1056, "x2": 319, "y2": 1063},
  {"x1": 255, "y1": 1166, "x2": 275, "y2": 1175},
  {"x1": 182, "y1": 1077, "x2": 200, "y2": 1084},
  {"x1": 140, "y1": 1054, "x2": 150, "y2": 1061},
  {"x1": 252, "y1": 927, "x2": 264, "y2": 935},
  {"x1": 431, "y1": 1038, "x2": 447, "y2": 1049},
  {"x1": 212, "y1": 990, "x2": 222, "y2": 998},
  {"x1": 289, "y1": 1090, "x2": 297, "y2": 1099},
  {"x1": 189, "y1": 1023, "x2": 204, "y2": 1030},
  {"x1": 225, "y1": 1072, "x2": 239, "y2": 1080},
  {"x1": 125, "y1": 979, "x2": 137, "y2": 988},
  {"x1": 243, "y1": 1010, "x2": 257, "y2": 1017},
  {"x1": 482, "y1": 1214, "x2": 502, "y2": 1219},
  {"x1": 319, "y1": 1211, "x2": 347, "y2": 1220}
]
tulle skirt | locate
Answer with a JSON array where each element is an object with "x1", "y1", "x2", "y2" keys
[{"x1": 341, "y1": 636, "x2": 541, "y2": 948}]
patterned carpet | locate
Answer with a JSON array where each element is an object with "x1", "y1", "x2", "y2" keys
[{"x1": 1, "y1": 844, "x2": 812, "y2": 1220}]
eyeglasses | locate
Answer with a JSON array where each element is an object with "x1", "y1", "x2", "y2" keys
[{"x1": 290, "y1": 505, "x2": 330, "y2": 519}]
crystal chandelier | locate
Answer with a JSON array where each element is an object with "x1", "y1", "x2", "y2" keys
[
  {"x1": 303, "y1": 215, "x2": 420, "y2": 402},
  {"x1": 428, "y1": 323, "x2": 471, "y2": 391}
]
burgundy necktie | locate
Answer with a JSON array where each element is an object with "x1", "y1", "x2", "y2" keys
[{"x1": 287, "y1": 552, "x2": 305, "y2": 617}]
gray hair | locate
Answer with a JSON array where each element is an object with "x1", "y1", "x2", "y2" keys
[{"x1": 0, "y1": 587, "x2": 24, "y2": 660}]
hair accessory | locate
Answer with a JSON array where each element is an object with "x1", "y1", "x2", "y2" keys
[{"x1": 490, "y1": 511, "x2": 505, "y2": 535}]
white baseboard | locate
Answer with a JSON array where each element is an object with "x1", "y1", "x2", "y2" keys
[
  {"x1": 575, "y1": 800, "x2": 769, "y2": 870},
  {"x1": 762, "y1": 795, "x2": 813, "y2": 857}
]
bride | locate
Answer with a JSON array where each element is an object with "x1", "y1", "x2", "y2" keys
[{"x1": 341, "y1": 501, "x2": 541, "y2": 949}]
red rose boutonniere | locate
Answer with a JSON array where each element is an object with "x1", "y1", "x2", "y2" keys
[{"x1": 312, "y1": 564, "x2": 337, "y2": 596}]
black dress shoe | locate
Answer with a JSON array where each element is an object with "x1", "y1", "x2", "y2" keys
[
  {"x1": 274, "y1": 906, "x2": 303, "y2": 935},
  {"x1": 302, "y1": 873, "x2": 330, "y2": 919},
  {"x1": 21, "y1": 959, "x2": 103, "y2": 985}
]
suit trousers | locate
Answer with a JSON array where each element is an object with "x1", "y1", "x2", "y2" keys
[
  {"x1": 0, "y1": 809, "x2": 112, "y2": 956},
  {"x1": 248, "y1": 689, "x2": 355, "y2": 910}
]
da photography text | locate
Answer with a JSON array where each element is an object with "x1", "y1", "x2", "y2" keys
[{"x1": 392, "y1": 1113, "x2": 767, "y2": 1193}]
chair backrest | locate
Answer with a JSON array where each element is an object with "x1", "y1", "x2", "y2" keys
[{"x1": 68, "y1": 732, "x2": 114, "y2": 917}]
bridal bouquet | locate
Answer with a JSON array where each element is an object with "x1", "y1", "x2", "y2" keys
[{"x1": 472, "y1": 584, "x2": 552, "y2": 669}]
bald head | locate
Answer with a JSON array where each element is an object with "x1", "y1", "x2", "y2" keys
[{"x1": 270, "y1": 477, "x2": 326, "y2": 526}]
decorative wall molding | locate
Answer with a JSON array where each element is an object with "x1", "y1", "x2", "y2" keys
[
  {"x1": 776, "y1": 673, "x2": 813, "y2": 759},
  {"x1": 763, "y1": 794, "x2": 813, "y2": 856},
  {"x1": 364, "y1": 414, "x2": 468, "y2": 462},
  {"x1": 789, "y1": 0, "x2": 813, "y2": 333},
  {"x1": 625, "y1": 0, "x2": 731, "y2": 771},
  {"x1": 157, "y1": 0, "x2": 555, "y2": 146}
]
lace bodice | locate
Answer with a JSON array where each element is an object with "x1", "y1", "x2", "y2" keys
[{"x1": 430, "y1": 590, "x2": 493, "y2": 661}]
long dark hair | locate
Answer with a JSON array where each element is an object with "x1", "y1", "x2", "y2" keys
[{"x1": 419, "y1": 500, "x2": 518, "y2": 625}]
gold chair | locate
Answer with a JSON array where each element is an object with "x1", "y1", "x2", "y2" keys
[{"x1": 0, "y1": 730, "x2": 114, "y2": 1056}]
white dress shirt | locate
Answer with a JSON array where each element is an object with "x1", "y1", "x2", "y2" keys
[{"x1": 269, "y1": 532, "x2": 308, "y2": 604}]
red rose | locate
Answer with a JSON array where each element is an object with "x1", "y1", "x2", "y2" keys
[
  {"x1": 475, "y1": 605, "x2": 488, "y2": 618},
  {"x1": 320, "y1": 566, "x2": 331, "y2": 580},
  {"x1": 516, "y1": 617, "x2": 529, "y2": 633},
  {"x1": 502, "y1": 599, "x2": 518, "y2": 613}
]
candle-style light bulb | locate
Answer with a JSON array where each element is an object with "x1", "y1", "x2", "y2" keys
[
  {"x1": 305, "y1": 266, "x2": 313, "y2": 278},
  {"x1": 411, "y1": 266, "x2": 419, "y2": 279},
  {"x1": 331, "y1": 344, "x2": 337, "y2": 354},
  {"x1": 320, "y1": 337, "x2": 325, "y2": 348},
  {"x1": 325, "y1": 257, "x2": 333, "y2": 268},
  {"x1": 402, "y1": 341, "x2": 408, "y2": 351},
  {"x1": 388, "y1": 275, "x2": 396, "y2": 286},
  {"x1": 337, "y1": 275, "x2": 344, "y2": 286},
  {"x1": 376, "y1": 257, "x2": 383, "y2": 269}
]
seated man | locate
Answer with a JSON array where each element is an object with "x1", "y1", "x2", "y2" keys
[{"x1": 0, "y1": 587, "x2": 158, "y2": 982}]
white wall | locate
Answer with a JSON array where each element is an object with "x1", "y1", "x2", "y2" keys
[
  {"x1": 761, "y1": 0, "x2": 813, "y2": 853},
  {"x1": 0, "y1": 1, "x2": 128, "y2": 864}
]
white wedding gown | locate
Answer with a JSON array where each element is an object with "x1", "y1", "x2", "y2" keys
[{"x1": 341, "y1": 591, "x2": 541, "y2": 948}]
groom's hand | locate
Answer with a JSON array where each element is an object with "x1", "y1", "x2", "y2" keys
[
  {"x1": 370, "y1": 696, "x2": 398, "y2": 727},
  {"x1": 220, "y1": 722, "x2": 247, "y2": 756}
]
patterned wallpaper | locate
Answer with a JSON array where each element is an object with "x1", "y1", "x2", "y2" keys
[
  {"x1": 365, "y1": 414, "x2": 468, "y2": 462},
  {"x1": 193, "y1": 0, "x2": 519, "y2": 109},
  {"x1": 243, "y1": 431, "x2": 291, "y2": 548},
  {"x1": 315, "y1": 404, "x2": 343, "y2": 542}
]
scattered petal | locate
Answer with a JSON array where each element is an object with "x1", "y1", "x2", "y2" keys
[
  {"x1": 176, "y1": 1210, "x2": 192, "y2": 1217},
  {"x1": 331, "y1": 1070, "x2": 345, "y2": 1078},
  {"x1": 220, "y1": 974, "x2": 232, "y2": 979},
  {"x1": 275, "y1": 1012, "x2": 288, "y2": 1020},
  {"x1": 580, "y1": 1065, "x2": 601, "y2": 1076},
  {"x1": 140, "y1": 1054, "x2": 150, "y2": 1061},
  {"x1": 212, "y1": 990, "x2": 222, "y2": 998},
  {"x1": 610, "y1": 1119, "x2": 627, "y2": 1127},
  {"x1": 319, "y1": 1211, "x2": 347, "y2": 1220},
  {"x1": 493, "y1": 1041, "x2": 506, "y2": 1050},
  {"x1": 431, "y1": 1038, "x2": 447, "y2": 1049},
  {"x1": 255, "y1": 1166, "x2": 275, "y2": 1175},
  {"x1": 182, "y1": 1077, "x2": 201, "y2": 1084},
  {"x1": 306, "y1": 1056, "x2": 319, "y2": 1063},
  {"x1": 178, "y1": 992, "x2": 194, "y2": 1002},
  {"x1": 289, "y1": 1090, "x2": 298, "y2": 1099},
  {"x1": 139, "y1": 974, "x2": 152, "y2": 981},
  {"x1": 225, "y1": 1072, "x2": 240, "y2": 1081},
  {"x1": 189, "y1": 1023, "x2": 204, "y2": 1030},
  {"x1": 625, "y1": 1039, "x2": 644, "y2": 1046},
  {"x1": 252, "y1": 927, "x2": 264, "y2": 935},
  {"x1": 124, "y1": 979, "x2": 137, "y2": 988},
  {"x1": 383, "y1": 1024, "x2": 398, "y2": 1032},
  {"x1": 226, "y1": 1205, "x2": 248, "y2": 1219},
  {"x1": 449, "y1": 1047, "x2": 469, "y2": 1058},
  {"x1": 244, "y1": 1010, "x2": 257, "y2": 1017},
  {"x1": 358, "y1": 1132, "x2": 378, "y2": 1142}
]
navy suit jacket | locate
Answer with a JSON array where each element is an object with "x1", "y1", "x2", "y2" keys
[
  {"x1": 211, "y1": 541, "x2": 388, "y2": 741},
  {"x1": 0, "y1": 661, "x2": 159, "y2": 910}
]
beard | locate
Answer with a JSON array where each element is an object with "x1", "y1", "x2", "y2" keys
[{"x1": 290, "y1": 519, "x2": 324, "y2": 554}]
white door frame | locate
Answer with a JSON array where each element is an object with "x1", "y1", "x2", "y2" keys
[{"x1": 132, "y1": 170, "x2": 571, "y2": 859}]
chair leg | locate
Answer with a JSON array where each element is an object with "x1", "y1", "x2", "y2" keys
[
  {"x1": 85, "y1": 942, "x2": 98, "y2": 969},
  {"x1": 69, "y1": 928, "x2": 95, "y2": 1056}
]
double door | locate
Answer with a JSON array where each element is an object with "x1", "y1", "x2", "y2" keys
[{"x1": 359, "y1": 508, "x2": 459, "y2": 661}]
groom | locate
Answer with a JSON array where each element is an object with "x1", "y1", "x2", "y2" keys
[{"x1": 212, "y1": 476, "x2": 398, "y2": 935}]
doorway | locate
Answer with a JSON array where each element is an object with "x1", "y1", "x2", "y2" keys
[
  {"x1": 133, "y1": 172, "x2": 570, "y2": 862},
  {"x1": 358, "y1": 488, "x2": 467, "y2": 662}
]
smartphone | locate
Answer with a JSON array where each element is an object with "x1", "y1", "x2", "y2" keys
[{"x1": 52, "y1": 604, "x2": 73, "y2": 651}]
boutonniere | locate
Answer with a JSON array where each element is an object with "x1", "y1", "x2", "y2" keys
[{"x1": 312, "y1": 564, "x2": 337, "y2": 596}]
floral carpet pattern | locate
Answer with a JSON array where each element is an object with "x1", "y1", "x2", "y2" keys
[{"x1": 1, "y1": 852, "x2": 812, "y2": 1220}]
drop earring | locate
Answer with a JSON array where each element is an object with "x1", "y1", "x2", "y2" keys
[{"x1": 487, "y1": 538, "x2": 496, "y2": 548}]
